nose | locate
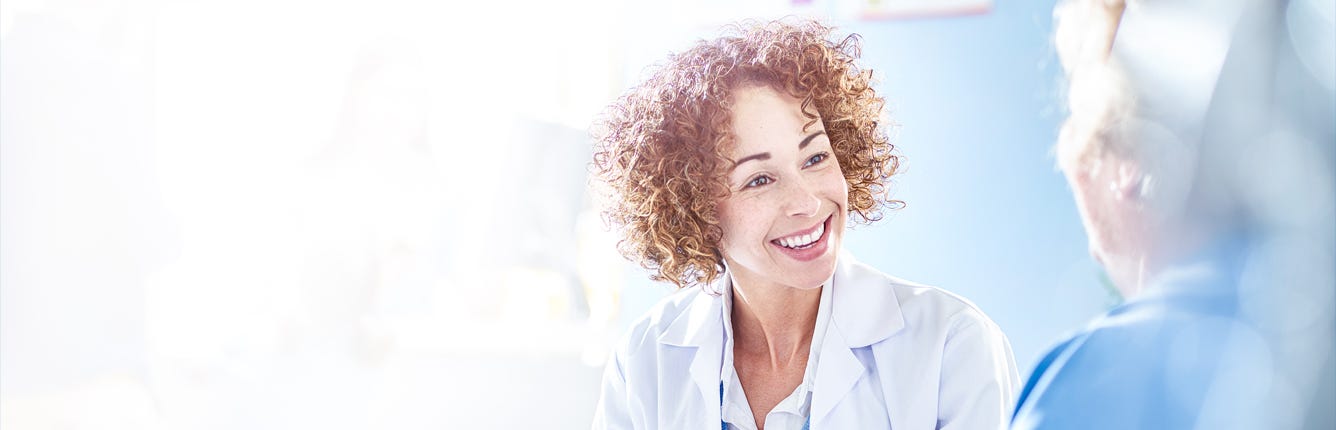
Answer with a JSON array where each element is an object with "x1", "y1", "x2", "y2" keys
[{"x1": 782, "y1": 178, "x2": 822, "y2": 219}]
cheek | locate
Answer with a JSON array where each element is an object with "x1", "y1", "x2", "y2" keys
[
  {"x1": 715, "y1": 190, "x2": 788, "y2": 251},
  {"x1": 715, "y1": 197, "x2": 756, "y2": 246},
  {"x1": 1068, "y1": 171, "x2": 1119, "y2": 252},
  {"x1": 1068, "y1": 174, "x2": 1097, "y2": 219},
  {"x1": 821, "y1": 168, "x2": 850, "y2": 208}
]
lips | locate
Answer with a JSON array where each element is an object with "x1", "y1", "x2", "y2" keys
[{"x1": 769, "y1": 214, "x2": 833, "y2": 262}]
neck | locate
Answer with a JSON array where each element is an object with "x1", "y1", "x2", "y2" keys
[
  {"x1": 1130, "y1": 214, "x2": 1215, "y2": 296},
  {"x1": 729, "y1": 276, "x2": 821, "y2": 369}
]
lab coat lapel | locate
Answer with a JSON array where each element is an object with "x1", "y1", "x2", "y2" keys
[
  {"x1": 657, "y1": 279, "x2": 727, "y2": 427},
  {"x1": 811, "y1": 318, "x2": 865, "y2": 423},
  {"x1": 687, "y1": 336, "x2": 722, "y2": 427},
  {"x1": 813, "y1": 252, "x2": 907, "y2": 425}
]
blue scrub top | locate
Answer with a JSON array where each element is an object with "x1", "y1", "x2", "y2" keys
[{"x1": 1010, "y1": 238, "x2": 1271, "y2": 429}]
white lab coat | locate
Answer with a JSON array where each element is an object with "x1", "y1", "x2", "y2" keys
[{"x1": 592, "y1": 252, "x2": 1019, "y2": 429}]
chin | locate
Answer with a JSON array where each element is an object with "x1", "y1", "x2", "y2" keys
[{"x1": 791, "y1": 247, "x2": 839, "y2": 289}]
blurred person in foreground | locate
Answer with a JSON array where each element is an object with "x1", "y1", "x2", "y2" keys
[
  {"x1": 590, "y1": 19, "x2": 1018, "y2": 429},
  {"x1": 1012, "y1": 0, "x2": 1336, "y2": 428}
]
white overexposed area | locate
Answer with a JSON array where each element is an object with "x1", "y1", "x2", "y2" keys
[{"x1": 3, "y1": 0, "x2": 1331, "y2": 428}]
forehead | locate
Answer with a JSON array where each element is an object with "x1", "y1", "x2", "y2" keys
[{"x1": 726, "y1": 85, "x2": 821, "y2": 155}]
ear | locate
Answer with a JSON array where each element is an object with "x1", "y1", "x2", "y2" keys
[{"x1": 1111, "y1": 157, "x2": 1144, "y2": 201}]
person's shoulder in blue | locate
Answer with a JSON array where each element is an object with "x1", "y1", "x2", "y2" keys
[
  {"x1": 1031, "y1": 0, "x2": 1336, "y2": 427},
  {"x1": 1010, "y1": 250, "x2": 1264, "y2": 429}
]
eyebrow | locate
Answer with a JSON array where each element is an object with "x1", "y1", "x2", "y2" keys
[
  {"x1": 730, "y1": 130, "x2": 827, "y2": 170},
  {"x1": 799, "y1": 130, "x2": 825, "y2": 149}
]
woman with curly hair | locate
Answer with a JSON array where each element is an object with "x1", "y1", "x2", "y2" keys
[{"x1": 590, "y1": 19, "x2": 1017, "y2": 429}]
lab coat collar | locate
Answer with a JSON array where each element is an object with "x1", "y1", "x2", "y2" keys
[
  {"x1": 811, "y1": 312, "x2": 865, "y2": 423},
  {"x1": 811, "y1": 250, "x2": 907, "y2": 423},
  {"x1": 657, "y1": 277, "x2": 726, "y2": 348},
  {"x1": 655, "y1": 250, "x2": 909, "y2": 424},
  {"x1": 830, "y1": 250, "x2": 906, "y2": 347},
  {"x1": 657, "y1": 275, "x2": 727, "y2": 427},
  {"x1": 657, "y1": 250, "x2": 906, "y2": 348}
]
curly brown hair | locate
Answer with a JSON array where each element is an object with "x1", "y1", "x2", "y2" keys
[{"x1": 590, "y1": 18, "x2": 901, "y2": 290}]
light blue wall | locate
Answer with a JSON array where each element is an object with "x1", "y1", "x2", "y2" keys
[{"x1": 838, "y1": 1, "x2": 1116, "y2": 369}]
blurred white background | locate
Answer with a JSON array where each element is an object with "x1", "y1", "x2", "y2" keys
[{"x1": 2, "y1": 0, "x2": 1331, "y2": 428}]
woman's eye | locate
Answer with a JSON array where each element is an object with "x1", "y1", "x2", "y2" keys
[
  {"x1": 744, "y1": 175, "x2": 773, "y2": 189},
  {"x1": 804, "y1": 152, "x2": 829, "y2": 168}
]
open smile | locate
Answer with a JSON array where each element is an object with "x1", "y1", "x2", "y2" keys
[{"x1": 768, "y1": 214, "x2": 834, "y2": 262}]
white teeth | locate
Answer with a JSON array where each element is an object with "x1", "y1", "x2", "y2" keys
[{"x1": 778, "y1": 222, "x2": 825, "y2": 249}]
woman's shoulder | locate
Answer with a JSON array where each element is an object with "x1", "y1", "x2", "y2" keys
[
  {"x1": 839, "y1": 255, "x2": 1019, "y2": 416},
  {"x1": 611, "y1": 286, "x2": 716, "y2": 355},
  {"x1": 841, "y1": 256, "x2": 997, "y2": 330}
]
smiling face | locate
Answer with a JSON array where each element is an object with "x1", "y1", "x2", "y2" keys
[{"x1": 716, "y1": 84, "x2": 849, "y2": 291}]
